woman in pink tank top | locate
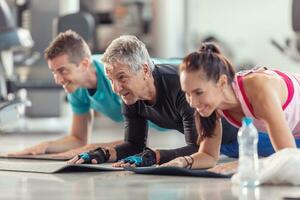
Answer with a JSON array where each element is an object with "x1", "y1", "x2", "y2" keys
[{"x1": 161, "y1": 42, "x2": 300, "y2": 170}]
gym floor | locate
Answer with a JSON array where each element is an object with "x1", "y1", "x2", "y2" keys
[{"x1": 0, "y1": 117, "x2": 299, "y2": 200}]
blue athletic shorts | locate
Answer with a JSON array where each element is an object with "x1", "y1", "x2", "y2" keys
[{"x1": 220, "y1": 132, "x2": 300, "y2": 157}]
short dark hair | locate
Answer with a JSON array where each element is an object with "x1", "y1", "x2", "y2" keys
[{"x1": 44, "y1": 30, "x2": 91, "y2": 64}]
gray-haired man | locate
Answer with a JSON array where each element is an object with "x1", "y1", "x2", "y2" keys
[{"x1": 69, "y1": 35, "x2": 237, "y2": 167}]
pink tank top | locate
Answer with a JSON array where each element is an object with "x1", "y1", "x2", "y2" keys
[{"x1": 220, "y1": 67, "x2": 300, "y2": 138}]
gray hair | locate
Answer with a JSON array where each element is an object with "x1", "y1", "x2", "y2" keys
[{"x1": 101, "y1": 35, "x2": 154, "y2": 72}]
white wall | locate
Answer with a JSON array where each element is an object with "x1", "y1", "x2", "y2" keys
[
  {"x1": 186, "y1": 0, "x2": 300, "y2": 73},
  {"x1": 59, "y1": 0, "x2": 79, "y2": 15},
  {"x1": 152, "y1": 0, "x2": 185, "y2": 58}
]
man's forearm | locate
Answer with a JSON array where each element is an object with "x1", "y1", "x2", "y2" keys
[{"x1": 46, "y1": 135, "x2": 86, "y2": 153}]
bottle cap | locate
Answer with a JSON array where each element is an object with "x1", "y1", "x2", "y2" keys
[{"x1": 243, "y1": 117, "x2": 253, "y2": 126}]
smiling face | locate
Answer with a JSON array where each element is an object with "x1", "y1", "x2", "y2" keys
[
  {"x1": 48, "y1": 54, "x2": 89, "y2": 93},
  {"x1": 180, "y1": 69, "x2": 225, "y2": 117},
  {"x1": 105, "y1": 62, "x2": 150, "y2": 105}
]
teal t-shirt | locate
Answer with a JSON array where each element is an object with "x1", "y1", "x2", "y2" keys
[
  {"x1": 67, "y1": 55, "x2": 182, "y2": 125},
  {"x1": 67, "y1": 55, "x2": 123, "y2": 122}
]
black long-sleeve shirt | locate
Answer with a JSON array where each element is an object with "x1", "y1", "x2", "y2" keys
[
  {"x1": 114, "y1": 64, "x2": 238, "y2": 164},
  {"x1": 115, "y1": 64, "x2": 199, "y2": 164}
]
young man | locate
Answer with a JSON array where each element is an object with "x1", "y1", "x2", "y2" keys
[{"x1": 8, "y1": 30, "x2": 123, "y2": 159}]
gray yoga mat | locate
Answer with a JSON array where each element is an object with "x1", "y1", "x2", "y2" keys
[
  {"x1": 0, "y1": 154, "x2": 69, "y2": 160},
  {"x1": 0, "y1": 158, "x2": 122, "y2": 173},
  {"x1": 124, "y1": 166, "x2": 233, "y2": 178}
]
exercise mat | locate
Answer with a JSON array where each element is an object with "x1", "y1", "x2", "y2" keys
[
  {"x1": 124, "y1": 166, "x2": 233, "y2": 178},
  {"x1": 0, "y1": 158, "x2": 122, "y2": 173},
  {"x1": 0, "y1": 154, "x2": 69, "y2": 160}
]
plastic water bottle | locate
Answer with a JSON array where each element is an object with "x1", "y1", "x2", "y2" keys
[{"x1": 237, "y1": 117, "x2": 259, "y2": 187}]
